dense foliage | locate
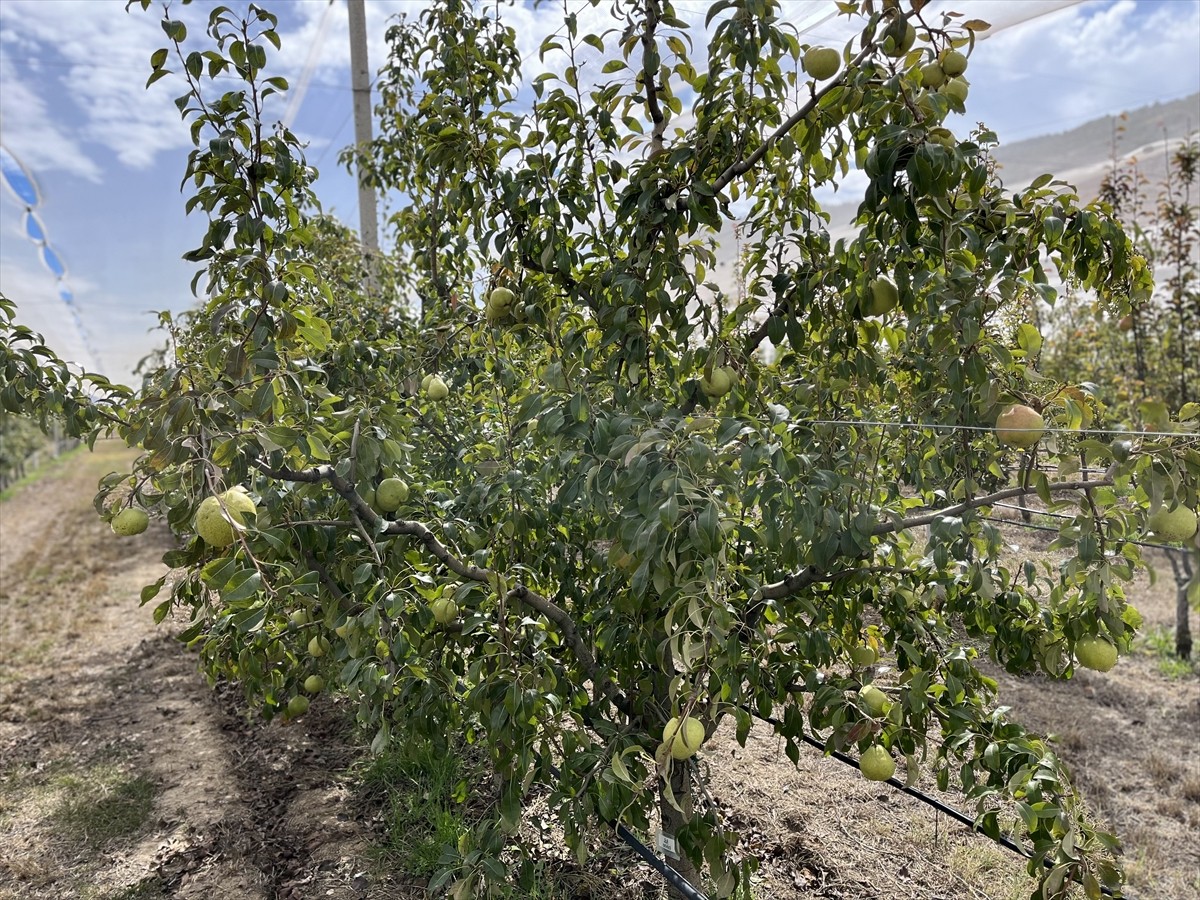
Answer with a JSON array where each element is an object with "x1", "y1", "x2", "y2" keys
[
  {"x1": 4, "y1": 1, "x2": 1199, "y2": 897},
  {"x1": 1042, "y1": 136, "x2": 1198, "y2": 427}
]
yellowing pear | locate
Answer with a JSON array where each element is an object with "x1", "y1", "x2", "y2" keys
[
  {"x1": 940, "y1": 49, "x2": 968, "y2": 77},
  {"x1": 849, "y1": 643, "x2": 879, "y2": 667},
  {"x1": 286, "y1": 695, "x2": 310, "y2": 717},
  {"x1": 425, "y1": 375, "x2": 450, "y2": 401},
  {"x1": 803, "y1": 47, "x2": 840, "y2": 80},
  {"x1": 1075, "y1": 636, "x2": 1118, "y2": 673},
  {"x1": 431, "y1": 598, "x2": 459, "y2": 625},
  {"x1": 662, "y1": 716, "x2": 706, "y2": 760},
  {"x1": 859, "y1": 684, "x2": 890, "y2": 716},
  {"x1": 995, "y1": 405, "x2": 1045, "y2": 449},
  {"x1": 1147, "y1": 505, "x2": 1198, "y2": 542},
  {"x1": 700, "y1": 366, "x2": 734, "y2": 399},
  {"x1": 195, "y1": 488, "x2": 257, "y2": 548},
  {"x1": 860, "y1": 745, "x2": 896, "y2": 781},
  {"x1": 111, "y1": 508, "x2": 149, "y2": 536},
  {"x1": 376, "y1": 477, "x2": 410, "y2": 512},
  {"x1": 882, "y1": 20, "x2": 916, "y2": 57},
  {"x1": 940, "y1": 77, "x2": 969, "y2": 105},
  {"x1": 865, "y1": 277, "x2": 899, "y2": 316},
  {"x1": 920, "y1": 61, "x2": 946, "y2": 89}
]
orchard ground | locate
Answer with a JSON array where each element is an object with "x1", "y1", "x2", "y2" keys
[{"x1": 0, "y1": 444, "x2": 1197, "y2": 900}]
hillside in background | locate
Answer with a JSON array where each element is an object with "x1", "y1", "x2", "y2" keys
[{"x1": 990, "y1": 92, "x2": 1200, "y2": 201}]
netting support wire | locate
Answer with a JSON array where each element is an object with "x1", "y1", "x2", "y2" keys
[
  {"x1": 984, "y1": 511, "x2": 1190, "y2": 554},
  {"x1": 544, "y1": 762, "x2": 711, "y2": 900},
  {"x1": 799, "y1": 418, "x2": 1196, "y2": 441},
  {"x1": 744, "y1": 708, "x2": 1130, "y2": 899}
]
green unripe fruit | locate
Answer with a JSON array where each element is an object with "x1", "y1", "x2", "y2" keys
[
  {"x1": 1147, "y1": 505, "x2": 1198, "y2": 542},
  {"x1": 431, "y1": 598, "x2": 459, "y2": 625},
  {"x1": 488, "y1": 287, "x2": 514, "y2": 309},
  {"x1": 425, "y1": 375, "x2": 449, "y2": 401},
  {"x1": 859, "y1": 684, "x2": 890, "y2": 716},
  {"x1": 920, "y1": 61, "x2": 946, "y2": 89},
  {"x1": 195, "y1": 488, "x2": 257, "y2": 548},
  {"x1": 308, "y1": 635, "x2": 330, "y2": 658},
  {"x1": 286, "y1": 695, "x2": 310, "y2": 717},
  {"x1": 940, "y1": 49, "x2": 968, "y2": 77},
  {"x1": 849, "y1": 643, "x2": 879, "y2": 667},
  {"x1": 1075, "y1": 636, "x2": 1119, "y2": 673},
  {"x1": 864, "y1": 277, "x2": 899, "y2": 316},
  {"x1": 421, "y1": 373, "x2": 434, "y2": 392},
  {"x1": 940, "y1": 77, "x2": 969, "y2": 105},
  {"x1": 882, "y1": 20, "x2": 916, "y2": 57},
  {"x1": 303, "y1": 675, "x2": 325, "y2": 693},
  {"x1": 376, "y1": 477, "x2": 410, "y2": 512},
  {"x1": 995, "y1": 404, "x2": 1045, "y2": 449},
  {"x1": 928, "y1": 127, "x2": 957, "y2": 149},
  {"x1": 700, "y1": 366, "x2": 734, "y2": 399},
  {"x1": 111, "y1": 508, "x2": 149, "y2": 536},
  {"x1": 662, "y1": 715, "x2": 706, "y2": 760},
  {"x1": 290, "y1": 608, "x2": 310, "y2": 627},
  {"x1": 803, "y1": 46, "x2": 840, "y2": 81},
  {"x1": 860, "y1": 745, "x2": 896, "y2": 781}
]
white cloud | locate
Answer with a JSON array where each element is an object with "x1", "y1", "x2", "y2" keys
[
  {"x1": 0, "y1": 52, "x2": 101, "y2": 181},
  {"x1": 0, "y1": 0, "x2": 202, "y2": 175},
  {"x1": 958, "y1": 0, "x2": 1200, "y2": 141},
  {"x1": 0, "y1": 256, "x2": 93, "y2": 372}
]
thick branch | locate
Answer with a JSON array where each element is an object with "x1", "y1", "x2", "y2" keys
[
  {"x1": 640, "y1": 0, "x2": 666, "y2": 158},
  {"x1": 758, "y1": 478, "x2": 1115, "y2": 601},
  {"x1": 256, "y1": 460, "x2": 618, "y2": 706},
  {"x1": 869, "y1": 478, "x2": 1114, "y2": 537},
  {"x1": 711, "y1": 44, "x2": 874, "y2": 194}
]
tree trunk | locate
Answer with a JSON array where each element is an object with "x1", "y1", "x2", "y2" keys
[
  {"x1": 1176, "y1": 551, "x2": 1193, "y2": 660},
  {"x1": 658, "y1": 761, "x2": 701, "y2": 898}
]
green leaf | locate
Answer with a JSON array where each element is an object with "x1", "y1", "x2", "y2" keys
[
  {"x1": 140, "y1": 575, "x2": 167, "y2": 606},
  {"x1": 222, "y1": 570, "x2": 262, "y2": 604}
]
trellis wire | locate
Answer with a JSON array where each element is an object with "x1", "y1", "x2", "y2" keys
[
  {"x1": 799, "y1": 417, "x2": 1196, "y2": 440},
  {"x1": 747, "y1": 710, "x2": 1133, "y2": 900},
  {"x1": 986, "y1": 504, "x2": 1194, "y2": 554}
]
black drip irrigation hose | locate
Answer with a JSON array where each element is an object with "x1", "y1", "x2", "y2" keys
[
  {"x1": 546, "y1": 762, "x2": 711, "y2": 900},
  {"x1": 750, "y1": 709, "x2": 1133, "y2": 900}
]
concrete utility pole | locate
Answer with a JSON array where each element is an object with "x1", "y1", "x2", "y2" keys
[{"x1": 347, "y1": 0, "x2": 380, "y2": 292}]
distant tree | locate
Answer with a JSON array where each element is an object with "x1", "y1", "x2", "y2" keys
[{"x1": 1041, "y1": 131, "x2": 1200, "y2": 659}]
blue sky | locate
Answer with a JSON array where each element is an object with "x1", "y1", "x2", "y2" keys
[{"x1": 1, "y1": 0, "x2": 1198, "y2": 384}]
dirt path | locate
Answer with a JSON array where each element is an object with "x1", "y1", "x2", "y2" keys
[
  {"x1": 0, "y1": 443, "x2": 404, "y2": 900},
  {"x1": 1, "y1": 444, "x2": 1197, "y2": 900}
]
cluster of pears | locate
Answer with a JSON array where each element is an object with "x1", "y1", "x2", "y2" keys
[
  {"x1": 484, "y1": 286, "x2": 516, "y2": 323},
  {"x1": 421, "y1": 373, "x2": 449, "y2": 401}
]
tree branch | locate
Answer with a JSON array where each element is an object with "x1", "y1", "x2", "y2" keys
[
  {"x1": 640, "y1": 0, "x2": 666, "y2": 158},
  {"x1": 711, "y1": 44, "x2": 874, "y2": 194},
  {"x1": 255, "y1": 460, "x2": 620, "y2": 707},
  {"x1": 869, "y1": 478, "x2": 1114, "y2": 537},
  {"x1": 758, "y1": 478, "x2": 1116, "y2": 601}
]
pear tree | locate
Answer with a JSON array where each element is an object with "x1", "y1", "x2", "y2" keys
[{"x1": 5, "y1": 2, "x2": 1197, "y2": 898}]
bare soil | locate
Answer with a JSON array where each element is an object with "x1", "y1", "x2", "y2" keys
[{"x1": 1, "y1": 443, "x2": 1197, "y2": 900}]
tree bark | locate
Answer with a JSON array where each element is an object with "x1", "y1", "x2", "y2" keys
[
  {"x1": 1175, "y1": 551, "x2": 1193, "y2": 660},
  {"x1": 658, "y1": 761, "x2": 701, "y2": 898}
]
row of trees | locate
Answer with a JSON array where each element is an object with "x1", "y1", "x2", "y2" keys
[
  {"x1": 3, "y1": 1, "x2": 1198, "y2": 897},
  {"x1": 1040, "y1": 131, "x2": 1200, "y2": 659}
]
